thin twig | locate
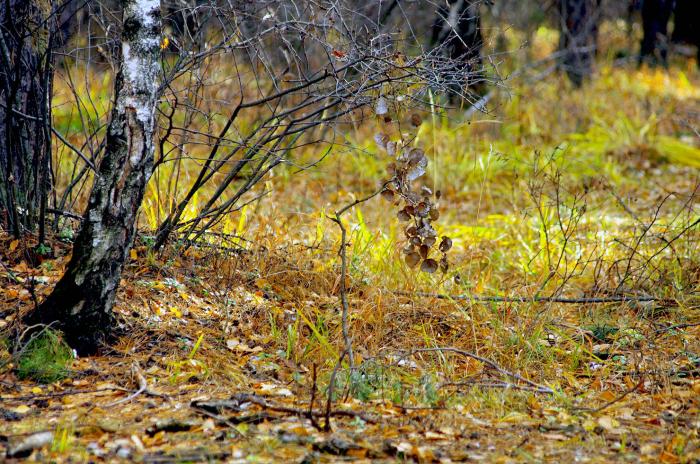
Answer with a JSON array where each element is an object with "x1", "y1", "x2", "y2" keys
[
  {"x1": 439, "y1": 380, "x2": 554, "y2": 393},
  {"x1": 324, "y1": 349, "x2": 348, "y2": 431},
  {"x1": 394, "y1": 290, "x2": 667, "y2": 304},
  {"x1": 190, "y1": 407, "x2": 242, "y2": 435},
  {"x1": 655, "y1": 321, "x2": 700, "y2": 334},
  {"x1": 46, "y1": 208, "x2": 83, "y2": 221},
  {"x1": 0, "y1": 387, "x2": 130, "y2": 402},
  {"x1": 328, "y1": 181, "x2": 392, "y2": 369},
  {"x1": 308, "y1": 363, "x2": 322, "y2": 431},
  {"x1": 51, "y1": 126, "x2": 97, "y2": 172},
  {"x1": 103, "y1": 362, "x2": 169, "y2": 407},
  {"x1": 228, "y1": 391, "x2": 376, "y2": 424},
  {"x1": 574, "y1": 377, "x2": 644, "y2": 413},
  {"x1": 401, "y1": 347, "x2": 553, "y2": 394}
]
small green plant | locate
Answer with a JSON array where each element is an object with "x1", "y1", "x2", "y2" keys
[
  {"x1": 167, "y1": 333, "x2": 210, "y2": 384},
  {"x1": 51, "y1": 423, "x2": 74, "y2": 453},
  {"x1": 333, "y1": 360, "x2": 389, "y2": 402},
  {"x1": 58, "y1": 227, "x2": 74, "y2": 242},
  {"x1": 140, "y1": 234, "x2": 156, "y2": 248},
  {"x1": 41, "y1": 260, "x2": 55, "y2": 272},
  {"x1": 420, "y1": 374, "x2": 440, "y2": 405},
  {"x1": 588, "y1": 323, "x2": 619, "y2": 343},
  {"x1": 35, "y1": 243, "x2": 52, "y2": 256},
  {"x1": 17, "y1": 329, "x2": 73, "y2": 383},
  {"x1": 286, "y1": 322, "x2": 298, "y2": 360}
]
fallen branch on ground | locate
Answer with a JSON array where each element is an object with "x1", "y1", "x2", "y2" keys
[
  {"x1": 191, "y1": 392, "x2": 377, "y2": 424},
  {"x1": 0, "y1": 387, "x2": 130, "y2": 402},
  {"x1": 103, "y1": 362, "x2": 169, "y2": 407},
  {"x1": 655, "y1": 321, "x2": 700, "y2": 334},
  {"x1": 398, "y1": 347, "x2": 554, "y2": 394},
  {"x1": 394, "y1": 290, "x2": 672, "y2": 304},
  {"x1": 440, "y1": 380, "x2": 554, "y2": 393},
  {"x1": 574, "y1": 377, "x2": 645, "y2": 413}
]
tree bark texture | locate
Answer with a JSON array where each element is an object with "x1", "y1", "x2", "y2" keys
[
  {"x1": 30, "y1": 0, "x2": 162, "y2": 355},
  {"x1": 0, "y1": 0, "x2": 53, "y2": 239},
  {"x1": 558, "y1": 0, "x2": 600, "y2": 86}
]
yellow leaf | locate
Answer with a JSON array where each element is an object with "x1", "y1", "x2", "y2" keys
[
  {"x1": 14, "y1": 405, "x2": 30, "y2": 414},
  {"x1": 31, "y1": 387, "x2": 42, "y2": 394},
  {"x1": 130, "y1": 248, "x2": 138, "y2": 260},
  {"x1": 692, "y1": 381, "x2": 700, "y2": 395},
  {"x1": 347, "y1": 448, "x2": 368, "y2": 459},
  {"x1": 169, "y1": 306, "x2": 182, "y2": 318},
  {"x1": 598, "y1": 390, "x2": 617, "y2": 402},
  {"x1": 9, "y1": 240, "x2": 18, "y2": 252}
]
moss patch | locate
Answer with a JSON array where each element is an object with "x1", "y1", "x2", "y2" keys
[{"x1": 17, "y1": 329, "x2": 73, "y2": 383}]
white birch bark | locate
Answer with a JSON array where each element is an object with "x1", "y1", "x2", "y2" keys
[{"x1": 32, "y1": 0, "x2": 162, "y2": 354}]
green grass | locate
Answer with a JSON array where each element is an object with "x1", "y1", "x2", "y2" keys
[{"x1": 17, "y1": 329, "x2": 73, "y2": 383}]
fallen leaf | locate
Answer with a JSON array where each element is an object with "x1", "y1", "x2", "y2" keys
[
  {"x1": 8, "y1": 431, "x2": 53, "y2": 458},
  {"x1": 13, "y1": 405, "x2": 30, "y2": 414},
  {"x1": 597, "y1": 415, "x2": 619, "y2": 432}
]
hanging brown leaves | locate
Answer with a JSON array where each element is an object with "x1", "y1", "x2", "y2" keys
[
  {"x1": 420, "y1": 258, "x2": 438, "y2": 273},
  {"x1": 374, "y1": 106, "x2": 452, "y2": 276},
  {"x1": 439, "y1": 237, "x2": 452, "y2": 253},
  {"x1": 419, "y1": 244, "x2": 430, "y2": 259},
  {"x1": 405, "y1": 252, "x2": 421, "y2": 268},
  {"x1": 410, "y1": 113, "x2": 422, "y2": 127}
]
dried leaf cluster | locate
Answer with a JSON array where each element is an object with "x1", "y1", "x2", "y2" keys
[{"x1": 374, "y1": 121, "x2": 452, "y2": 274}]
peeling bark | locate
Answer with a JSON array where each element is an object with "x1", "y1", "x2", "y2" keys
[{"x1": 28, "y1": 0, "x2": 162, "y2": 355}]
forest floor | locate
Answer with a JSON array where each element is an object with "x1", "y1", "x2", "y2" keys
[{"x1": 2, "y1": 56, "x2": 700, "y2": 462}]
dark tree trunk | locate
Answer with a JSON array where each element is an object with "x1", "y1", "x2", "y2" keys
[
  {"x1": 671, "y1": 0, "x2": 700, "y2": 66},
  {"x1": 0, "y1": 0, "x2": 54, "y2": 240},
  {"x1": 27, "y1": 0, "x2": 162, "y2": 355},
  {"x1": 430, "y1": 0, "x2": 484, "y2": 102},
  {"x1": 558, "y1": 0, "x2": 601, "y2": 86},
  {"x1": 639, "y1": 0, "x2": 674, "y2": 66}
]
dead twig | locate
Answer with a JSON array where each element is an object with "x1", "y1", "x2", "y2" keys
[
  {"x1": 325, "y1": 349, "x2": 348, "y2": 431},
  {"x1": 103, "y1": 362, "x2": 169, "y2": 407},
  {"x1": 439, "y1": 380, "x2": 554, "y2": 393},
  {"x1": 400, "y1": 347, "x2": 554, "y2": 394},
  {"x1": 574, "y1": 377, "x2": 644, "y2": 414},
  {"x1": 328, "y1": 184, "x2": 390, "y2": 369},
  {"x1": 394, "y1": 290, "x2": 668, "y2": 304},
  {"x1": 655, "y1": 321, "x2": 700, "y2": 334},
  {"x1": 0, "y1": 387, "x2": 130, "y2": 402},
  {"x1": 189, "y1": 407, "x2": 242, "y2": 435},
  {"x1": 229, "y1": 391, "x2": 377, "y2": 424},
  {"x1": 308, "y1": 363, "x2": 322, "y2": 431}
]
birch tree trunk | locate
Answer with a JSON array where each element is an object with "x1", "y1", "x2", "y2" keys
[{"x1": 28, "y1": 0, "x2": 162, "y2": 355}]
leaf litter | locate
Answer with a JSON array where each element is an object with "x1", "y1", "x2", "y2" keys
[
  {"x1": 2, "y1": 64, "x2": 700, "y2": 462},
  {"x1": 1, "y1": 238, "x2": 699, "y2": 462}
]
